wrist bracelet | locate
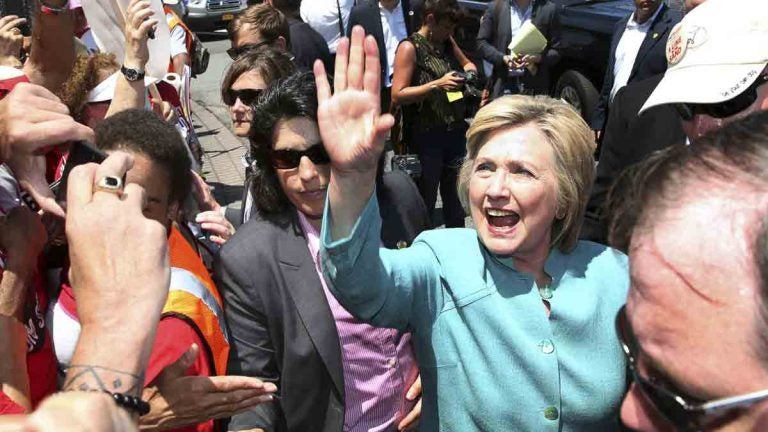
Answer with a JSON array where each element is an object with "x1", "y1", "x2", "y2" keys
[
  {"x1": 109, "y1": 391, "x2": 150, "y2": 416},
  {"x1": 39, "y1": 0, "x2": 69, "y2": 15}
]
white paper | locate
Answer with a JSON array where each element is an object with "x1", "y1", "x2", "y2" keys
[{"x1": 81, "y1": 0, "x2": 171, "y2": 84}]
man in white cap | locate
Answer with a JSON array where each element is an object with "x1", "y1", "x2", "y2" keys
[
  {"x1": 639, "y1": 0, "x2": 768, "y2": 141},
  {"x1": 582, "y1": 0, "x2": 768, "y2": 244}
]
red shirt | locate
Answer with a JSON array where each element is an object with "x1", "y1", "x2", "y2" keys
[{"x1": 57, "y1": 273, "x2": 215, "y2": 432}]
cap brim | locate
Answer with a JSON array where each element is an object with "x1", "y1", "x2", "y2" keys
[{"x1": 640, "y1": 63, "x2": 767, "y2": 114}]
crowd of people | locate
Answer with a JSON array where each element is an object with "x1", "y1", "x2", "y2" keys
[{"x1": 0, "y1": 0, "x2": 767, "y2": 431}]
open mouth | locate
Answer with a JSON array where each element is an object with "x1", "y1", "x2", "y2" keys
[{"x1": 486, "y1": 208, "x2": 520, "y2": 229}]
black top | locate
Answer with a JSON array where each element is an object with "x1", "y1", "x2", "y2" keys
[{"x1": 288, "y1": 17, "x2": 334, "y2": 73}]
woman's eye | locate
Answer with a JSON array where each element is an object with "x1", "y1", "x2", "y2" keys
[
  {"x1": 515, "y1": 167, "x2": 535, "y2": 177},
  {"x1": 475, "y1": 163, "x2": 493, "y2": 172}
]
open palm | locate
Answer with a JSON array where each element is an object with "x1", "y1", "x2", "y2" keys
[{"x1": 314, "y1": 26, "x2": 394, "y2": 175}]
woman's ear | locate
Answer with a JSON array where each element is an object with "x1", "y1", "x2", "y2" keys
[{"x1": 168, "y1": 201, "x2": 180, "y2": 222}]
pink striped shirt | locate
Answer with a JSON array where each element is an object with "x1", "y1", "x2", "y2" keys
[{"x1": 298, "y1": 212, "x2": 419, "y2": 431}]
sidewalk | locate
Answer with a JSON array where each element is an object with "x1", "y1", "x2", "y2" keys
[{"x1": 191, "y1": 99, "x2": 246, "y2": 208}]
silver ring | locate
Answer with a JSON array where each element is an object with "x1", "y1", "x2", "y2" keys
[{"x1": 94, "y1": 175, "x2": 124, "y2": 195}]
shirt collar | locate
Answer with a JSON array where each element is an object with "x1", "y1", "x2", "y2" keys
[{"x1": 297, "y1": 210, "x2": 321, "y2": 261}]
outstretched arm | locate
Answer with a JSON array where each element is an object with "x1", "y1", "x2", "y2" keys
[{"x1": 314, "y1": 25, "x2": 393, "y2": 240}]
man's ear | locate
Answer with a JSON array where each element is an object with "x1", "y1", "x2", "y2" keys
[{"x1": 275, "y1": 36, "x2": 288, "y2": 51}]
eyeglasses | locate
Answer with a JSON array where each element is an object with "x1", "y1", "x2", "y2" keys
[
  {"x1": 226, "y1": 41, "x2": 272, "y2": 60},
  {"x1": 223, "y1": 88, "x2": 264, "y2": 107},
  {"x1": 674, "y1": 74, "x2": 768, "y2": 122},
  {"x1": 615, "y1": 305, "x2": 768, "y2": 431},
  {"x1": 269, "y1": 143, "x2": 331, "y2": 169}
]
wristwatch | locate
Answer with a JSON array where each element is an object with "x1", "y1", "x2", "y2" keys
[{"x1": 120, "y1": 65, "x2": 145, "y2": 82}]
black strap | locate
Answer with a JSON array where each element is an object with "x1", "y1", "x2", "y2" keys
[{"x1": 336, "y1": 0, "x2": 345, "y2": 36}]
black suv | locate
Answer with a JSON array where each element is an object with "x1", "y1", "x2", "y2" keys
[{"x1": 455, "y1": 0, "x2": 634, "y2": 119}]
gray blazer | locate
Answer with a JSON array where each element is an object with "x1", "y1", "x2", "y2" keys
[{"x1": 217, "y1": 170, "x2": 430, "y2": 431}]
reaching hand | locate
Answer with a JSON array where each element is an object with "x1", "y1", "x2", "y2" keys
[
  {"x1": 436, "y1": 72, "x2": 465, "y2": 92},
  {"x1": 140, "y1": 344, "x2": 277, "y2": 431},
  {"x1": 124, "y1": 0, "x2": 158, "y2": 69},
  {"x1": 7, "y1": 150, "x2": 65, "y2": 218},
  {"x1": 65, "y1": 151, "x2": 169, "y2": 341},
  {"x1": 0, "y1": 83, "x2": 94, "y2": 163},
  {"x1": 0, "y1": 15, "x2": 25, "y2": 68},
  {"x1": 398, "y1": 375, "x2": 422, "y2": 431},
  {"x1": 314, "y1": 26, "x2": 394, "y2": 176}
]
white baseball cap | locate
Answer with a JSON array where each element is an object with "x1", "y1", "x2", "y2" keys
[{"x1": 640, "y1": 0, "x2": 768, "y2": 114}]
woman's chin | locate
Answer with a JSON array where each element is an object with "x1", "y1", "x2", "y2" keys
[{"x1": 477, "y1": 226, "x2": 522, "y2": 256}]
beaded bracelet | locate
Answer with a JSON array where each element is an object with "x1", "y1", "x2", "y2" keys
[{"x1": 109, "y1": 391, "x2": 151, "y2": 416}]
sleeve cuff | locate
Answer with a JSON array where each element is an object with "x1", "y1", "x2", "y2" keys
[{"x1": 320, "y1": 191, "x2": 381, "y2": 277}]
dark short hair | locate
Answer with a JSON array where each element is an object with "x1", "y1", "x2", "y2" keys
[
  {"x1": 607, "y1": 110, "x2": 768, "y2": 360},
  {"x1": 220, "y1": 47, "x2": 296, "y2": 104},
  {"x1": 228, "y1": 3, "x2": 291, "y2": 49},
  {"x1": 419, "y1": 0, "x2": 461, "y2": 26},
  {"x1": 247, "y1": 72, "x2": 318, "y2": 217},
  {"x1": 94, "y1": 109, "x2": 192, "y2": 204}
]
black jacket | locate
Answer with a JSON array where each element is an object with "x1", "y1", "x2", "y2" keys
[
  {"x1": 476, "y1": 0, "x2": 561, "y2": 97},
  {"x1": 590, "y1": 4, "x2": 682, "y2": 131},
  {"x1": 289, "y1": 17, "x2": 334, "y2": 73},
  {"x1": 346, "y1": 0, "x2": 417, "y2": 87},
  {"x1": 581, "y1": 74, "x2": 685, "y2": 244},
  {"x1": 218, "y1": 169, "x2": 430, "y2": 432}
]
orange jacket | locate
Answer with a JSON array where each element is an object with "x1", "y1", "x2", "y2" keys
[
  {"x1": 165, "y1": 6, "x2": 193, "y2": 74},
  {"x1": 165, "y1": 226, "x2": 229, "y2": 376}
]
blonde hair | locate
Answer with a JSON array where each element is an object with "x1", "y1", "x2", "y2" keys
[{"x1": 458, "y1": 95, "x2": 596, "y2": 253}]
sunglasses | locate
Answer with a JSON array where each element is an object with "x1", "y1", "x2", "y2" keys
[
  {"x1": 226, "y1": 40, "x2": 272, "y2": 60},
  {"x1": 223, "y1": 88, "x2": 263, "y2": 107},
  {"x1": 269, "y1": 143, "x2": 331, "y2": 169},
  {"x1": 615, "y1": 305, "x2": 768, "y2": 431},
  {"x1": 674, "y1": 74, "x2": 768, "y2": 122}
]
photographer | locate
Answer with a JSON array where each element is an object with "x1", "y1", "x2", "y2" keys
[{"x1": 391, "y1": 0, "x2": 476, "y2": 227}]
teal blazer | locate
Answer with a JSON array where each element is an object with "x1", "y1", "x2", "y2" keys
[{"x1": 320, "y1": 195, "x2": 629, "y2": 431}]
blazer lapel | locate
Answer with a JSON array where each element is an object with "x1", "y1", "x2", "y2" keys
[
  {"x1": 278, "y1": 219, "x2": 345, "y2": 397},
  {"x1": 631, "y1": 5, "x2": 672, "y2": 79}
]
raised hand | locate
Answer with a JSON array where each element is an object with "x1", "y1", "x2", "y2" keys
[
  {"x1": 314, "y1": 25, "x2": 394, "y2": 176},
  {"x1": 124, "y1": 0, "x2": 158, "y2": 70}
]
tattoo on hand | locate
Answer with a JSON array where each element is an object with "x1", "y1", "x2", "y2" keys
[{"x1": 63, "y1": 365, "x2": 144, "y2": 396}]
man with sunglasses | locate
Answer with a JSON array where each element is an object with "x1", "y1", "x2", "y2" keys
[
  {"x1": 216, "y1": 72, "x2": 430, "y2": 432},
  {"x1": 606, "y1": 109, "x2": 768, "y2": 432},
  {"x1": 227, "y1": 4, "x2": 292, "y2": 62},
  {"x1": 582, "y1": 0, "x2": 768, "y2": 244}
]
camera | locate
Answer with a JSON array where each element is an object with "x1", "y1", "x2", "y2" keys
[{"x1": 453, "y1": 70, "x2": 484, "y2": 98}]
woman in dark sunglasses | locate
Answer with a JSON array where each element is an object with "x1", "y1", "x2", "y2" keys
[{"x1": 220, "y1": 47, "x2": 296, "y2": 137}]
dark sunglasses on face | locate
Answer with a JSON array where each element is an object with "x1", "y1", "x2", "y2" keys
[
  {"x1": 615, "y1": 305, "x2": 768, "y2": 431},
  {"x1": 223, "y1": 88, "x2": 263, "y2": 107},
  {"x1": 269, "y1": 143, "x2": 331, "y2": 169},
  {"x1": 674, "y1": 74, "x2": 768, "y2": 122},
  {"x1": 226, "y1": 40, "x2": 272, "y2": 60}
]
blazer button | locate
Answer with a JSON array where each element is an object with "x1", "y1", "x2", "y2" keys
[
  {"x1": 397, "y1": 240, "x2": 408, "y2": 249},
  {"x1": 544, "y1": 406, "x2": 559, "y2": 421}
]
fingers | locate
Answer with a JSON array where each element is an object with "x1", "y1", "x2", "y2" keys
[
  {"x1": 397, "y1": 399, "x2": 421, "y2": 431},
  {"x1": 314, "y1": 60, "x2": 332, "y2": 103},
  {"x1": 346, "y1": 26, "x2": 366, "y2": 91},
  {"x1": 206, "y1": 376, "x2": 278, "y2": 393},
  {"x1": 362, "y1": 35, "x2": 381, "y2": 101},
  {"x1": 66, "y1": 163, "x2": 98, "y2": 212},
  {"x1": 19, "y1": 178, "x2": 65, "y2": 219},
  {"x1": 196, "y1": 211, "x2": 234, "y2": 237},
  {"x1": 92, "y1": 151, "x2": 134, "y2": 201},
  {"x1": 0, "y1": 17, "x2": 26, "y2": 34},
  {"x1": 121, "y1": 183, "x2": 148, "y2": 213},
  {"x1": 333, "y1": 37, "x2": 350, "y2": 94},
  {"x1": 406, "y1": 376, "x2": 421, "y2": 400},
  {"x1": 26, "y1": 118, "x2": 95, "y2": 150}
]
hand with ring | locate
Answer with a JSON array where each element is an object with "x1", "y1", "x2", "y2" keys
[
  {"x1": 65, "y1": 151, "x2": 171, "y2": 382},
  {"x1": 0, "y1": 15, "x2": 25, "y2": 68}
]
